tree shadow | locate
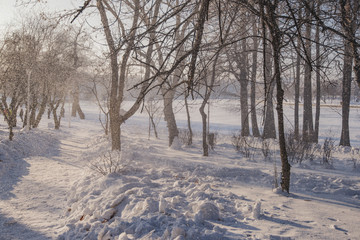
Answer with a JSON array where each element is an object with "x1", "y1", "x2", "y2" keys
[
  {"x1": 0, "y1": 213, "x2": 49, "y2": 240},
  {"x1": 290, "y1": 192, "x2": 360, "y2": 210},
  {"x1": 0, "y1": 132, "x2": 61, "y2": 201},
  {"x1": 261, "y1": 215, "x2": 312, "y2": 229}
]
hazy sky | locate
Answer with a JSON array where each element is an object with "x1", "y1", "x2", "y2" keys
[{"x1": 0, "y1": 0, "x2": 77, "y2": 29}]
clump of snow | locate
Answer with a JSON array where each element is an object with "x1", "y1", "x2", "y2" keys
[
  {"x1": 57, "y1": 135, "x2": 249, "y2": 239},
  {"x1": 194, "y1": 202, "x2": 220, "y2": 223},
  {"x1": 170, "y1": 137, "x2": 182, "y2": 150},
  {"x1": 252, "y1": 201, "x2": 261, "y2": 220}
]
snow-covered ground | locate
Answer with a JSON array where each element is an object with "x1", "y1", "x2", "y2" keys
[{"x1": 0, "y1": 100, "x2": 359, "y2": 240}]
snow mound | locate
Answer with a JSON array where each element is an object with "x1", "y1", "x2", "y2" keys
[
  {"x1": 170, "y1": 137, "x2": 182, "y2": 150},
  {"x1": 57, "y1": 137, "x2": 252, "y2": 240},
  {"x1": 194, "y1": 202, "x2": 220, "y2": 223}
]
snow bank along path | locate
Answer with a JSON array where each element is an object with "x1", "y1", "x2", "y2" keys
[{"x1": 0, "y1": 127, "x2": 92, "y2": 239}]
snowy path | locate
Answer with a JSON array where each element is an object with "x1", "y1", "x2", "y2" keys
[{"x1": 0, "y1": 129, "x2": 90, "y2": 240}]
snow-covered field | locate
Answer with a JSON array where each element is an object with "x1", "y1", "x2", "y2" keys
[{"x1": 0, "y1": 100, "x2": 360, "y2": 240}]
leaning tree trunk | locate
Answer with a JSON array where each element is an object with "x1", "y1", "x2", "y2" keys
[
  {"x1": 33, "y1": 94, "x2": 48, "y2": 128},
  {"x1": 71, "y1": 84, "x2": 85, "y2": 119}
]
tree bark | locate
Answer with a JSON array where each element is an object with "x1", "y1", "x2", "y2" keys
[
  {"x1": 302, "y1": 3, "x2": 315, "y2": 142},
  {"x1": 340, "y1": 40, "x2": 353, "y2": 146},
  {"x1": 295, "y1": 44, "x2": 301, "y2": 139},
  {"x1": 163, "y1": 90, "x2": 179, "y2": 146},
  {"x1": 314, "y1": 1, "x2": 321, "y2": 143},
  {"x1": 250, "y1": 16, "x2": 261, "y2": 137},
  {"x1": 71, "y1": 84, "x2": 85, "y2": 119},
  {"x1": 240, "y1": 38, "x2": 250, "y2": 137},
  {"x1": 263, "y1": 0, "x2": 291, "y2": 193},
  {"x1": 262, "y1": 27, "x2": 276, "y2": 139},
  {"x1": 184, "y1": 90, "x2": 193, "y2": 145}
]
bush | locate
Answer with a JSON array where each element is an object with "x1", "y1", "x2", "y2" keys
[
  {"x1": 261, "y1": 139, "x2": 272, "y2": 161},
  {"x1": 89, "y1": 150, "x2": 124, "y2": 175},
  {"x1": 350, "y1": 148, "x2": 359, "y2": 170},
  {"x1": 232, "y1": 134, "x2": 254, "y2": 158},
  {"x1": 285, "y1": 131, "x2": 316, "y2": 164},
  {"x1": 208, "y1": 132, "x2": 217, "y2": 150},
  {"x1": 178, "y1": 128, "x2": 192, "y2": 146},
  {"x1": 321, "y1": 137, "x2": 335, "y2": 167}
]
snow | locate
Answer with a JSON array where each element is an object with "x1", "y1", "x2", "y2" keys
[{"x1": 0, "y1": 100, "x2": 360, "y2": 239}]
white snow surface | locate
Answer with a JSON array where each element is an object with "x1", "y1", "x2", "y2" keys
[{"x1": 0, "y1": 100, "x2": 360, "y2": 240}]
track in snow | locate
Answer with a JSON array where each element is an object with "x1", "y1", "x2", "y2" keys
[{"x1": 0, "y1": 129, "x2": 90, "y2": 240}]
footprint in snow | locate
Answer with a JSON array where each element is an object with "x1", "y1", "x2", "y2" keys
[{"x1": 330, "y1": 224, "x2": 348, "y2": 233}]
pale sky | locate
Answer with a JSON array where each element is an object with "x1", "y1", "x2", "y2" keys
[{"x1": 0, "y1": 0, "x2": 78, "y2": 29}]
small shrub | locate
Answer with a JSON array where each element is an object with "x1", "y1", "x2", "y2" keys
[
  {"x1": 208, "y1": 132, "x2": 217, "y2": 150},
  {"x1": 261, "y1": 139, "x2": 272, "y2": 161},
  {"x1": 178, "y1": 128, "x2": 192, "y2": 146},
  {"x1": 232, "y1": 134, "x2": 254, "y2": 158},
  {"x1": 285, "y1": 131, "x2": 314, "y2": 164},
  {"x1": 321, "y1": 137, "x2": 335, "y2": 166},
  {"x1": 90, "y1": 151, "x2": 123, "y2": 175},
  {"x1": 350, "y1": 148, "x2": 359, "y2": 170}
]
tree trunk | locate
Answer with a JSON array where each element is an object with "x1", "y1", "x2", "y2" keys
[
  {"x1": 184, "y1": 91, "x2": 193, "y2": 145},
  {"x1": 33, "y1": 95, "x2": 48, "y2": 128},
  {"x1": 262, "y1": 28, "x2": 276, "y2": 139},
  {"x1": 163, "y1": 90, "x2": 179, "y2": 146},
  {"x1": 240, "y1": 38, "x2": 250, "y2": 137},
  {"x1": 263, "y1": 84, "x2": 276, "y2": 139},
  {"x1": 250, "y1": 16, "x2": 261, "y2": 137},
  {"x1": 314, "y1": 1, "x2": 321, "y2": 142},
  {"x1": 303, "y1": 5, "x2": 315, "y2": 142},
  {"x1": 263, "y1": 0, "x2": 291, "y2": 193},
  {"x1": 294, "y1": 9, "x2": 301, "y2": 139},
  {"x1": 340, "y1": 38, "x2": 353, "y2": 146},
  {"x1": 199, "y1": 101, "x2": 208, "y2": 156},
  {"x1": 71, "y1": 84, "x2": 85, "y2": 119},
  {"x1": 349, "y1": 0, "x2": 360, "y2": 88},
  {"x1": 200, "y1": 53, "x2": 220, "y2": 156}
]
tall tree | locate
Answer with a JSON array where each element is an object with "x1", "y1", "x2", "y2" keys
[
  {"x1": 314, "y1": 1, "x2": 321, "y2": 142},
  {"x1": 262, "y1": 26, "x2": 276, "y2": 139},
  {"x1": 250, "y1": 15, "x2": 261, "y2": 137},
  {"x1": 302, "y1": 1, "x2": 314, "y2": 142},
  {"x1": 339, "y1": 0, "x2": 355, "y2": 146}
]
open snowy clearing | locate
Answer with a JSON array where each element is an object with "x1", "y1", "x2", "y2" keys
[{"x1": 0, "y1": 100, "x2": 360, "y2": 239}]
